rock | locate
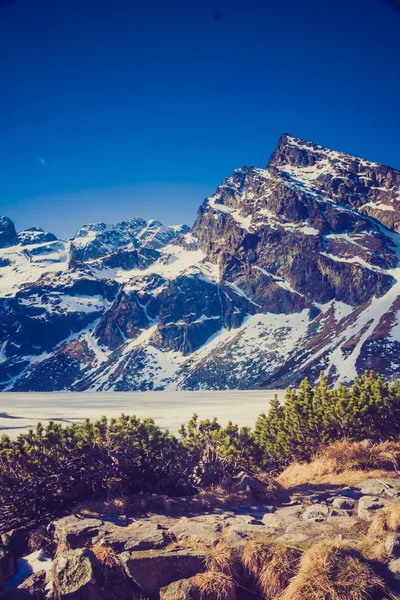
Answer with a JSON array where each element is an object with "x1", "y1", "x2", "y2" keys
[
  {"x1": 95, "y1": 521, "x2": 173, "y2": 552},
  {"x1": 120, "y1": 549, "x2": 206, "y2": 599},
  {"x1": 275, "y1": 533, "x2": 309, "y2": 543},
  {"x1": 234, "y1": 472, "x2": 267, "y2": 495},
  {"x1": 0, "y1": 547, "x2": 15, "y2": 580},
  {"x1": 53, "y1": 547, "x2": 133, "y2": 600},
  {"x1": 0, "y1": 567, "x2": 4, "y2": 591},
  {"x1": 53, "y1": 516, "x2": 104, "y2": 547},
  {"x1": 326, "y1": 516, "x2": 358, "y2": 529},
  {"x1": 168, "y1": 517, "x2": 222, "y2": 547},
  {"x1": 18, "y1": 570, "x2": 50, "y2": 600},
  {"x1": 329, "y1": 509, "x2": 353, "y2": 518},
  {"x1": 225, "y1": 524, "x2": 272, "y2": 544},
  {"x1": 337, "y1": 487, "x2": 361, "y2": 500},
  {"x1": 358, "y1": 496, "x2": 390, "y2": 520},
  {"x1": 332, "y1": 497, "x2": 356, "y2": 510},
  {"x1": 357, "y1": 479, "x2": 400, "y2": 497},
  {"x1": 0, "y1": 216, "x2": 16, "y2": 248},
  {"x1": 0, "y1": 528, "x2": 29, "y2": 560},
  {"x1": 262, "y1": 505, "x2": 303, "y2": 529},
  {"x1": 160, "y1": 578, "x2": 200, "y2": 600},
  {"x1": 386, "y1": 534, "x2": 400, "y2": 558},
  {"x1": 302, "y1": 504, "x2": 329, "y2": 521}
]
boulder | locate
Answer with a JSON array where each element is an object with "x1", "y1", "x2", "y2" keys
[
  {"x1": 234, "y1": 472, "x2": 267, "y2": 495},
  {"x1": 95, "y1": 521, "x2": 172, "y2": 552},
  {"x1": 17, "y1": 570, "x2": 50, "y2": 600},
  {"x1": 168, "y1": 517, "x2": 222, "y2": 547},
  {"x1": 120, "y1": 549, "x2": 206, "y2": 599},
  {"x1": 326, "y1": 516, "x2": 358, "y2": 529},
  {"x1": 53, "y1": 516, "x2": 104, "y2": 547},
  {"x1": 337, "y1": 487, "x2": 361, "y2": 500},
  {"x1": 357, "y1": 479, "x2": 400, "y2": 498},
  {"x1": 262, "y1": 505, "x2": 303, "y2": 529},
  {"x1": 1, "y1": 528, "x2": 29, "y2": 559},
  {"x1": 302, "y1": 504, "x2": 329, "y2": 522},
  {"x1": 53, "y1": 548, "x2": 134, "y2": 600},
  {"x1": 331, "y1": 497, "x2": 356, "y2": 510},
  {"x1": 357, "y1": 496, "x2": 390, "y2": 521},
  {"x1": 160, "y1": 578, "x2": 200, "y2": 600},
  {"x1": 225, "y1": 524, "x2": 272, "y2": 544},
  {"x1": 0, "y1": 547, "x2": 15, "y2": 580},
  {"x1": 386, "y1": 534, "x2": 400, "y2": 558}
]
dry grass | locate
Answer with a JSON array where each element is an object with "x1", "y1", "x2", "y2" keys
[
  {"x1": 242, "y1": 541, "x2": 302, "y2": 596},
  {"x1": 278, "y1": 440, "x2": 400, "y2": 489},
  {"x1": 370, "y1": 503, "x2": 400, "y2": 537},
  {"x1": 205, "y1": 543, "x2": 242, "y2": 578},
  {"x1": 190, "y1": 571, "x2": 236, "y2": 600},
  {"x1": 242, "y1": 541, "x2": 271, "y2": 578},
  {"x1": 258, "y1": 544, "x2": 302, "y2": 597},
  {"x1": 77, "y1": 497, "x2": 128, "y2": 517},
  {"x1": 54, "y1": 542, "x2": 70, "y2": 558},
  {"x1": 357, "y1": 534, "x2": 389, "y2": 562},
  {"x1": 91, "y1": 545, "x2": 124, "y2": 570},
  {"x1": 279, "y1": 539, "x2": 391, "y2": 600}
]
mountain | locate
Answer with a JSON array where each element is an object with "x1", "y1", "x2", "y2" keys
[{"x1": 1, "y1": 134, "x2": 400, "y2": 391}]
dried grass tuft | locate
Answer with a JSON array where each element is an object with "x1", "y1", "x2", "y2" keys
[
  {"x1": 54, "y1": 542, "x2": 70, "y2": 558},
  {"x1": 279, "y1": 539, "x2": 391, "y2": 600},
  {"x1": 258, "y1": 543, "x2": 302, "y2": 597},
  {"x1": 370, "y1": 503, "x2": 400, "y2": 537},
  {"x1": 205, "y1": 543, "x2": 242, "y2": 579},
  {"x1": 190, "y1": 571, "x2": 236, "y2": 600},
  {"x1": 91, "y1": 544, "x2": 123, "y2": 570}
]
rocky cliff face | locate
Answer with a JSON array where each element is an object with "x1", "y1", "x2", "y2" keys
[{"x1": 1, "y1": 134, "x2": 400, "y2": 391}]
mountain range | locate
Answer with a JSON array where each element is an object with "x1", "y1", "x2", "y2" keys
[{"x1": 1, "y1": 134, "x2": 400, "y2": 391}]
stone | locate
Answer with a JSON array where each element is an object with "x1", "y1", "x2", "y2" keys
[
  {"x1": 168, "y1": 517, "x2": 222, "y2": 547},
  {"x1": 18, "y1": 570, "x2": 49, "y2": 600},
  {"x1": 225, "y1": 524, "x2": 272, "y2": 544},
  {"x1": 53, "y1": 547, "x2": 134, "y2": 600},
  {"x1": 53, "y1": 516, "x2": 104, "y2": 547},
  {"x1": 329, "y1": 509, "x2": 353, "y2": 518},
  {"x1": 262, "y1": 505, "x2": 303, "y2": 529},
  {"x1": 357, "y1": 496, "x2": 390, "y2": 521},
  {"x1": 302, "y1": 504, "x2": 329, "y2": 521},
  {"x1": 275, "y1": 533, "x2": 309, "y2": 543},
  {"x1": 331, "y1": 497, "x2": 356, "y2": 510},
  {"x1": 1, "y1": 528, "x2": 29, "y2": 559},
  {"x1": 160, "y1": 578, "x2": 200, "y2": 600},
  {"x1": 234, "y1": 472, "x2": 267, "y2": 495},
  {"x1": 357, "y1": 479, "x2": 400, "y2": 497},
  {"x1": 326, "y1": 516, "x2": 358, "y2": 529},
  {"x1": 386, "y1": 534, "x2": 400, "y2": 558},
  {"x1": 120, "y1": 549, "x2": 207, "y2": 599},
  {"x1": 337, "y1": 487, "x2": 362, "y2": 500},
  {"x1": 94, "y1": 521, "x2": 172, "y2": 552},
  {"x1": 0, "y1": 547, "x2": 16, "y2": 580}
]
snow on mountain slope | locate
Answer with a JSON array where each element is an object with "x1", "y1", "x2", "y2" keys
[{"x1": 1, "y1": 134, "x2": 400, "y2": 391}]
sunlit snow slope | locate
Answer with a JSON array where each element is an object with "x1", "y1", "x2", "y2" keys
[{"x1": 1, "y1": 134, "x2": 400, "y2": 391}]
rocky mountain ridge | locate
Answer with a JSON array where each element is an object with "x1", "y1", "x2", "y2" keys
[{"x1": 1, "y1": 134, "x2": 400, "y2": 391}]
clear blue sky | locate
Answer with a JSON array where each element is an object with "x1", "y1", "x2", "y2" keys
[{"x1": 0, "y1": 0, "x2": 399, "y2": 239}]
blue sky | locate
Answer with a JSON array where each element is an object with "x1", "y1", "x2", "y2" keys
[{"x1": 0, "y1": 0, "x2": 399, "y2": 239}]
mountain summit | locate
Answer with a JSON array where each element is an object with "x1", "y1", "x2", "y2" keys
[{"x1": 1, "y1": 135, "x2": 400, "y2": 391}]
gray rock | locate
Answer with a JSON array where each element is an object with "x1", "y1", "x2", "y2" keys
[
  {"x1": 234, "y1": 472, "x2": 267, "y2": 495},
  {"x1": 329, "y1": 509, "x2": 353, "y2": 517},
  {"x1": 326, "y1": 516, "x2": 358, "y2": 529},
  {"x1": 386, "y1": 534, "x2": 400, "y2": 558},
  {"x1": 302, "y1": 504, "x2": 329, "y2": 522},
  {"x1": 120, "y1": 549, "x2": 206, "y2": 599},
  {"x1": 357, "y1": 479, "x2": 400, "y2": 497},
  {"x1": 337, "y1": 487, "x2": 362, "y2": 500},
  {"x1": 225, "y1": 524, "x2": 272, "y2": 544},
  {"x1": 275, "y1": 533, "x2": 309, "y2": 543},
  {"x1": 332, "y1": 497, "x2": 356, "y2": 510},
  {"x1": 1, "y1": 528, "x2": 29, "y2": 559},
  {"x1": 0, "y1": 547, "x2": 15, "y2": 580},
  {"x1": 160, "y1": 578, "x2": 200, "y2": 600},
  {"x1": 358, "y1": 496, "x2": 390, "y2": 521},
  {"x1": 18, "y1": 569, "x2": 50, "y2": 600},
  {"x1": 53, "y1": 547, "x2": 133, "y2": 600},
  {"x1": 168, "y1": 517, "x2": 222, "y2": 547},
  {"x1": 53, "y1": 515, "x2": 104, "y2": 547},
  {"x1": 262, "y1": 505, "x2": 303, "y2": 529},
  {"x1": 95, "y1": 521, "x2": 172, "y2": 552}
]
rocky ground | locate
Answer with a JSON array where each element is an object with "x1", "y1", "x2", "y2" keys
[{"x1": 3, "y1": 472, "x2": 400, "y2": 599}]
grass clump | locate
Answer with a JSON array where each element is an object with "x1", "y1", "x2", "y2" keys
[
  {"x1": 205, "y1": 543, "x2": 242, "y2": 578},
  {"x1": 190, "y1": 571, "x2": 236, "y2": 600},
  {"x1": 242, "y1": 541, "x2": 302, "y2": 597},
  {"x1": 279, "y1": 539, "x2": 391, "y2": 600},
  {"x1": 370, "y1": 503, "x2": 400, "y2": 537}
]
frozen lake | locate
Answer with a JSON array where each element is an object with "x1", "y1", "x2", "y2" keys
[{"x1": 0, "y1": 390, "x2": 284, "y2": 438}]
